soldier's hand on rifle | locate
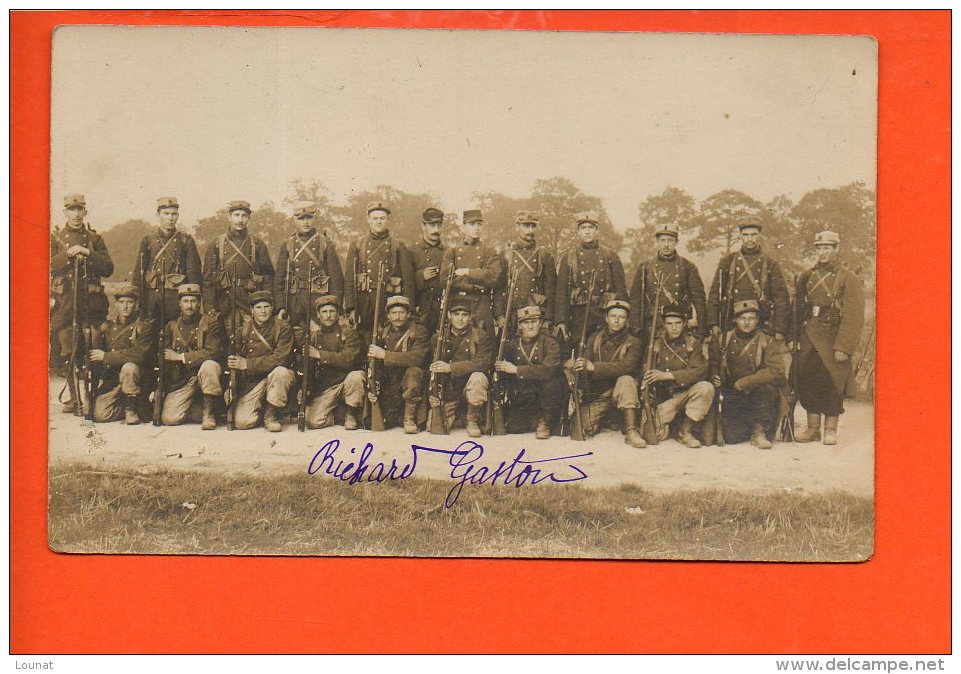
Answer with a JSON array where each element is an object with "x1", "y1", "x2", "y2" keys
[
  {"x1": 368, "y1": 345, "x2": 386, "y2": 360},
  {"x1": 66, "y1": 244, "x2": 91, "y2": 258},
  {"x1": 555, "y1": 322, "x2": 569, "y2": 341},
  {"x1": 495, "y1": 315, "x2": 506, "y2": 330},
  {"x1": 423, "y1": 266, "x2": 440, "y2": 281},
  {"x1": 574, "y1": 357, "x2": 594, "y2": 373},
  {"x1": 711, "y1": 375, "x2": 721, "y2": 387},
  {"x1": 774, "y1": 332, "x2": 785, "y2": 343},
  {"x1": 227, "y1": 355, "x2": 248, "y2": 370},
  {"x1": 308, "y1": 345, "x2": 321, "y2": 359},
  {"x1": 428, "y1": 395, "x2": 441, "y2": 407},
  {"x1": 711, "y1": 325, "x2": 721, "y2": 339},
  {"x1": 347, "y1": 310, "x2": 357, "y2": 326},
  {"x1": 164, "y1": 348, "x2": 184, "y2": 362},
  {"x1": 833, "y1": 350, "x2": 849, "y2": 363},
  {"x1": 89, "y1": 349, "x2": 105, "y2": 362},
  {"x1": 643, "y1": 369, "x2": 672, "y2": 386},
  {"x1": 277, "y1": 308, "x2": 289, "y2": 321},
  {"x1": 733, "y1": 378, "x2": 748, "y2": 392},
  {"x1": 429, "y1": 360, "x2": 452, "y2": 374},
  {"x1": 495, "y1": 359, "x2": 517, "y2": 374},
  {"x1": 454, "y1": 267, "x2": 469, "y2": 278},
  {"x1": 367, "y1": 391, "x2": 378, "y2": 403}
]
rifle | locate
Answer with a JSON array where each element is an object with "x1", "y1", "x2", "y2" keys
[
  {"x1": 226, "y1": 261, "x2": 239, "y2": 431},
  {"x1": 364, "y1": 260, "x2": 387, "y2": 431},
  {"x1": 297, "y1": 261, "x2": 313, "y2": 432},
  {"x1": 138, "y1": 249, "x2": 148, "y2": 320},
  {"x1": 152, "y1": 252, "x2": 168, "y2": 426},
  {"x1": 777, "y1": 273, "x2": 801, "y2": 442},
  {"x1": 285, "y1": 258, "x2": 294, "y2": 324},
  {"x1": 69, "y1": 255, "x2": 96, "y2": 419},
  {"x1": 640, "y1": 271, "x2": 663, "y2": 445},
  {"x1": 569, "y1": 270, "x2": 597, "y2": 442},
  {"x1": 488, "y1": 267, "x2": 519, "y2": 436},
  {"x1": 427, "y1": 263, "x2": 456, "y2": 434}
]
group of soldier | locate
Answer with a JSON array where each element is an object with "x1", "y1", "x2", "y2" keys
[{"x1": 50, "y1": 192, "x2": 865, "y2": 448}]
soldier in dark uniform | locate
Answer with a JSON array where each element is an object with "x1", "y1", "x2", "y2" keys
[
  {"x1": 201, "y1": 199, "x2": 275, "y2": 326},
  {"x1": 493, "y1": 305, "x2": 564, "y2": 439},
  {"x1": 440, "y1": 209, "x2": 504, "y2": 335},
  {"x1": 554, "y1": 211, "x2": 628, "y2": 353},
  {"x1": 227, "y1": 291, "x2": 295, "y2": 432},
  {"x1": 707, "y1": 216, "x2": 790, "y2": 341},
  {"x1": 793, "y1": 230, "x2": 865, "y2": 445},
  {"x1": 630, "y1": 223, "x2": 707, "y2": 339},
  {"x1": 365, "y1": 295, "x2": 430, "y2": 434},
  {"x1": 89, "y1": 285, "x2": 154, "y2": 425},
  {"x1": 344, "y1": 202, "x2": 416, "y2": 345},
  {"x1": 710, "y1": 299, "x2": 787, "y2": 449},
  {"x1": 273, "y1": 201, "x2": 344, "y2": 329},
  {"x1": 50, "y1": 194, "x2": 115, "y2": 413},
  {"x1": 159, "y1": 283, "x2": 225, "y2": 429},
  {"x1": 303, "y1": 295, "x2": 364, "y2": 430},
  {"x1": 410, "y1": 207, "x2": 447, "y2": 334},
  {"x1": 132, "y1": 196, "x2": 202, "y2": 321},
  {"x1": 427, "y1": 298, "x2": 495, "y2": 438},
  {"x1": 566, "y1": 300, "x2": 646, "y2": 448},
  {"x1": 641, "y1": 305, "x2": 714, "y2": 448},
  {"x1": 500, "y1": 210, "x2": 557, "y2": 334}
]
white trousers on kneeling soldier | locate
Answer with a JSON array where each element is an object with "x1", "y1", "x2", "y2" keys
[
  {"x1": 653, "y1": 380, "x2": 715, "y2": 439},
  {"x1": 93, "y1": 362, "x2": 142, "y2": 423},
  {"x1": 572, "y1": 374, "x2": 639, "y2": 437},
  {"x1": 439, "y1": 371, "x2": 489, "y2": 428},
  {"x1": 234, "y1": 366, "x2": 297, "y2": 430},
  {"x1": 161, "y1": 360, "x2": 223, "y2": 426},
  {"x1": 305, "y1": 370, "x2": 366, "y2": 429}
]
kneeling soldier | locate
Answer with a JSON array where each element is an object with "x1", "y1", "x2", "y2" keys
[
  {"x1": 304, "y1": 295, "x2": 364, "y2": 429},
  {"x1": 641, "y1": 305, "x2": 714, "y2": 448},
  {"x1": 365, "y1": 296, "x2": 430, "y2": 433},
  {"x1": 494, "y1": 305, "x2": 564, "y2": 439},
  {"x1": 711, "y1": 300, "x2": 787, "y2": 449},
  {"x1": 160, "y1": 284, "x2": 225, "y2": 428},
  {"x1": 566, "y1": 300, "x2": 646, "y2": 448},
  {"x1": 89, "y1": 285, "x2": 154, "y2": 424},
  {"x1": 428, "y1": 298, "x2": 495, "y2": 437},
  {"x1": 227, "y1": 290, "x2": 295, "y2": 431}
]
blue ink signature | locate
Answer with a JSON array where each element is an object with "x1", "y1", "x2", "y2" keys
[{"x1": 307, "y1": 439, "x2": 592, "y2": 507}]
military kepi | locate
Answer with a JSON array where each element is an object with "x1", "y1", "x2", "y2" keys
[
  {"x1": 737, "y1": 215, "x2": 762, "y2": 231},
  {"x1": 293, "y1": 201, "x2": 317, "y2": 218},
  {"x1": 662, "y1": 304, "x2": 685, "y2": 319},
  {"x1": 449, "y1": 298, "x2": 473, "y2": 313},
  {"x1": 517, "y1": 305, "x2": 542, "y2": 321},
  {"x1": 367, "y1": 201, "x2": 391, "y2": 215},
  {"x1": 733, "y1": 299, "x2": 760, "y2": 316},
  {"x1": 113, "y1": 284, "x2": 140, "y2": 301},
  {"x1": 422, "y1": 208, "x2": 444, "y2": 224},
  {"x1": 386, "y1": 295, "x2": 411, "y2": 311},
  {"x1": 653, "y1": 223, "x2": 679, "y2": 239},
  {"x1": 157, "y1": 196, "x2": 179, "y2": 210},
  {"x1": 64, "y1": 194, "x2": 86, "y2": 209},
  {"x1": 814, "y1": 230, "x2": 840, "y2": 246},
  {"x1": 227, "y1": 200, "x2": 251, "y2": 214},
  {"x1": 463, "y1": 209, "x2": 484, "y2": 223},
  {"x1": 314, "y1": 294, "x2": 340, "y2": 310},
  {"x1": 514, "y1": 210, "x2": 539, "y2": 225},
  {"x1": 178, "y1": 283, "x2": 201, "y2": 298},
  {"x1": 605, "y1": 299, "x2": 631, "y2": 314},
  {"x1": 574, "y1": 211, "x2": 599, "y2": 227},
  {"x1": 248, "y1": 290, "x2": 273, "y2": 306}
]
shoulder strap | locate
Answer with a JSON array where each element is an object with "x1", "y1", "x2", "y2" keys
[{"x1": 755, "y1": 332, "x2": 769, "y2": 369}]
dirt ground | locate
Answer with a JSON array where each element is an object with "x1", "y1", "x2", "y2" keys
[{"x1": 48, "y1": 376, "x2": 874, "y2": 497}]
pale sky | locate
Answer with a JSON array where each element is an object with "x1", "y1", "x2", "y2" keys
[{"x1": 51, "y1": 26, "x2": 877, "y2": 232}]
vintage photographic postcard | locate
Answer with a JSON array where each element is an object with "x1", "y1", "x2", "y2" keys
[{"x1": 47, "y1": 25, "x2": 877, "y2": 560}]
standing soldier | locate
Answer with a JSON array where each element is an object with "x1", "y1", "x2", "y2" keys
[
  {"x1": 565, "y1": 300, "x2": 646, "y2": 448},
  {"x1": 303, "y1": 295, "x2": 364, "y2": 430},
  {"x1": 493, "y1": 305, "x2": 565, "y2": 439},
  {"x1": 202, "y1": 200, "x2": 274, "y2": 325},
  {"x1": 710, "y1": 300, "x2": 787, "y2": 449},
  {"x1": 792, "y1": 230, "x2": 865, "y2": 445},
  {"x1": 344, "y1": 202, "x2": 416, "y2": 344},
  {"x1": 132, "y1": 196, "x2": 202, "y2": 320},
  {"x1": 158, "y1": 284, "x2": 225, "y2": 429},
  {"x1": 630, "y1": 223, "x2": 707, "y2": 339},
  {"x1": 50, "y1": 194, "x2": 115, "y2": 412},
  {"x1": 89, "y1": 285, "x2": 154, "y2": 424},
  {"x1": 501, "y1": 210, "x2": 557, "y2": 332},
  {"x1": 274, "y1": 201, "x2": 344, "y2": 327},
  {"x1": 410, "y1": 207, "x2": 447, "y2": 334},
  {"x1": 365, "y1": 295, "x2": 431, "y2": 433},
  {"x1": 427, "y1": 299, "x2": 495, "y2": 437},
  {"x1": 640, "y1": 305, "x2": 714, "y2": 448},
  {"x1": 554, "y1": 211, "x2": 628, "y2": 351},
  {"x1": 227, "y1": 291, "x2": 296, "y2": 431},
  {"x1": 440, "y1": 209, "x2": 504, "y2": 334},
  {"x1": 707, "y1": 216, "x2": 790, "y2": 341}
]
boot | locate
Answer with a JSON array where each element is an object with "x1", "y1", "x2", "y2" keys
[
  {"x1": 61, "y1": 376, "x2": 80, "y2": 414},
  {"x1": 201, "y1": 395, "x2": 217, "y2": 430},
  {"x1": 123, "y1": 395, "x2": 141, "y2": 425},
  {"x1": 823, "y1": 416, "x2": 839, "y2": 445},
  {"x1": 623, "y1": 409, "x2": 647, "y2": 448},
  {"x1": 677, "y1": 416, "x2": 701, "y2": 448},
  {"x1": 403, "y1": 403, "x2": 418, "y2": 434},
  {"x1": 535, "y1": 418, "x2": 551, "y2": 440},
  {"x1": 751, "y1": 423, "x2": 773, "y2": 449},
  {"x1": 264, "y1": 404, "x2": 282, "y2": 432},
  {"x1": 466, "y1": 405, "x2": 483, "y2": 438},
  {"x1": 344, "y1": 406, "x2": 360, "y2": 431},
  {"x1": 794, "y1": 413, "x2": 821, "y2": 443}
]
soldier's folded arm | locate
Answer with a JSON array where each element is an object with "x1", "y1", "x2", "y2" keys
[
  {"x1": 514, "y1": 336, "x2": 561, "y2": 382},
  {"x1": 592, "y1": 339, "x2": 642, "y2": 379},
  {"x1": 686, "y1": 259, "x2": 709, "y2": 336},
  {"x1": 671, "y1": 340, "x2": 710, "y2": 387},
  {"x1": 87, "y1": 235, "x2": 114, "y2": 278},
  {"x1": 383, "y1": 326, "x2": 430, "y2": 369},
  {"x1": 834, "y1": 271, "x2": 866, "y2": 356},
  {"x1": 326, "y1": 241, "x2": 345, "y2": 302},
  {"x1": 184, "y1": 319, "x2": 225, "y2": 368},
  {"x1": 272, "y1": 244, "x2": 291, "y2": 310},
  {"x1": 246, "y1": 322, "x2": 294, "y2": 378},
  {"x1": 102, "y1": 318, "x2": 155, "y2": 368},
  {"x1": 768, "y1": 260, "x2": 791, "y2": 336}
]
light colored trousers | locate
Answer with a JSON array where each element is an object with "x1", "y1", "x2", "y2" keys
[
  {"x1": 233, "y1": 366, "x2": 297, "y2": 430},
  {"x1": 305, "y1": 370, "x2": 366, "y2": 429},
  {"x1": 566, "y1": 374, "x2": 640, "y2": 436},
  {"x1": 92, "y1": 362, "x2": 141, "y2": 422},
  {"x1": 161, "y1": 360, "x2": 223, "y2": 426}
]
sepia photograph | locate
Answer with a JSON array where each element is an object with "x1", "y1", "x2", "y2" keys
[{"x1": 47, "y1": 25, "x2": 877, "y2": 561}]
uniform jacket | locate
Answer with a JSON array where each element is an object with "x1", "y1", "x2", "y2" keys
[
  {"x1": 164, "y1": 313, "x2": 225, "y2": 388},
  {"x1": 431, "y1": 326, "x2": 494, "y2": 378},
  {"x1": 707, "y1": 247, "x2": 790, "y2": 335},
  {"x1": 584, "y1": 328, "x2": 643, "y2": 387},
  {"x1": 237, "y1": 316, "x2": 293, "y2": 381},
  {"x1": 630, "y1": 254, "x2": 707, "y2": 335},
  {"x1": 379, "y1": 321, "x2": 430, "y2": 371},
  {"x1": 651, "y1": 333, "x2": 709, "y2": 390},
  {"x1": 309, "y1": 322, "x2": 361, "y2": 393},
  {"x1": 500, "y1": 240, "x2": 557, "y2": 324},
  {"x1": 50, "y1": 224, "x2": 114, "y2": 323},
  {"x1": 273, "y1": 228, "x2": 344, "y2": 311},
  {"x1": 554, "y1": 242, "x2": 628, "y2": 326},
  {"x1": 440, "y1": 238, "x2": 504, "y2": 315},
  {"x1": 202, "y1": 230, "x2": 275, "y2": 314},
  {"x1": 132, "y1": 230, "x2": 203, "y2": 293},
  {"x1": 410, "y1": 238, "x2": 446, "y2": 321},
  {"x1": 719, "y1": 329, "x2": 786, "y2": 391},
  {"x1": 344, "y1": 231, "x2": 416, "y2": 315},
  {"x1": 94, "y1": 315, "x2": 155, "y2": 376},
  {"x1": 503, "y1": 332, "x2": 561, "y2": 384}
]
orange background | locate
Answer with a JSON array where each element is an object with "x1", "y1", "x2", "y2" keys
[{"x1": 11, "y1": 10, "x2": 950, "y2": 654}]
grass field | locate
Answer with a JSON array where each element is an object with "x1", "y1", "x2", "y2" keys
[{"x1": 48, "y1": 462, "x2": 873, "y2": 561}]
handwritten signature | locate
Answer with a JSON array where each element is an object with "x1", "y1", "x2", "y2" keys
[{"x1": 307, "y1": 439, "x2": 592, "y2": 507}]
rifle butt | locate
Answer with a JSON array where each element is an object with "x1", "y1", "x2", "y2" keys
[
  {"x1": 370, "y1": 401, "x2": 386, "y2": 432},
  {"x1": 427, "y1": 405, "x2": 449, "y2": 435}
]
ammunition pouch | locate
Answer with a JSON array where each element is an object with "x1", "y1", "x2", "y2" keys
[
  {"x1": 86, "y1": 280, "x2": 104, "y2": 295},
  {"x1": 51, "y1": 275, "x2": 65, "y2": 296},
  {"x1": 806, "y1": 304, "x2": 841, "y2": 326},
  {"x1": 531, "y1": 292, "x2": 547, "y2": 306},
  {"x1": 386, "y1": 276, "x2": 403, "y2": 294},
  {"x1": 245, "y1": 274, "x2": 264, "y2": 292},
  {"x1": 354, "y1": 273, "x2": 371, "y2": 292}
]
